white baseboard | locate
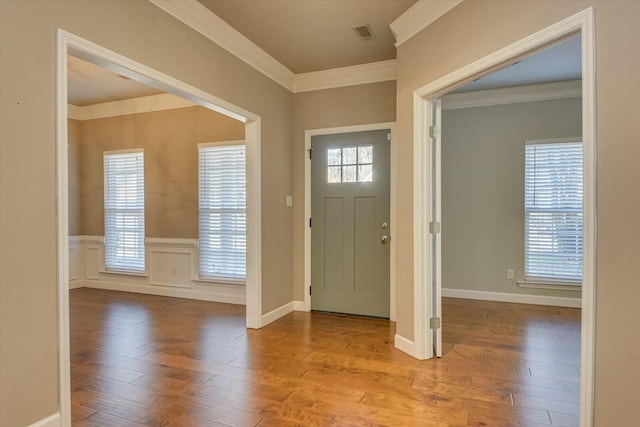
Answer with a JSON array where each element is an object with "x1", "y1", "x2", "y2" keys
[
  {"x1": 78, "y1": 280, "x2": 245, "y2": 305},
  {"x1": 261, "y1": 301, "x2": 294, "y2": 326},
  {"x1": 442, "y1": 288, "x2": 581, "y2": 308},
  {"x1": 28, "y1": 413, "x2": 60, "y2": 427},
  {"x1": 394, "y1": 334, "x2": 416, "y2": 357},
  {"x1": 293, "y1": 300, "x2": 306, "y2": 311}
]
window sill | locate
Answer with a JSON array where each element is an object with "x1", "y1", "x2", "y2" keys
[
  {"x1": 517, "y1": 280, "x2": 581, "y2": 290},
  {"x1": 100, "y1": 268, "x2": 148, "y2": 278},
  {"x1": 194, "y1": 276, "x2": 246, "y2": 286}
]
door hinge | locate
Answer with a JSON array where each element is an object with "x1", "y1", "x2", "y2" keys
[
  {"x1": 309, "y1": 218, "x2": 312, "y2": 228},
  {"x1": 387, "y1": 132, "x2": 391, "y2": 141},
  {"x1": 430, "y1": 317, "x2": 441, "y2": 329},
  {"x1": 308, "y1": 148, "x2": 314, "y2": 159},
  {"x1": 429, "y1": 221, "x2": 441, "y2": 234},
  {"x1": 429, "y1": 126, "x2": 440, "y2": 139},
  {"x1": 309, "y1": 286, "x2": 312, "y2": 295}
]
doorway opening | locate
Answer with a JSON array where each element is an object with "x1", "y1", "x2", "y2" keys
[
  {"x1": 411, "y1": 8, "x2": 595, "y2": 426},
  {"x1": 56, "y1": 30, "x2": 262, "y2": 426}
]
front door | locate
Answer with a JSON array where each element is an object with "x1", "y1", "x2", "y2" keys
[{"x1": 311, "y1": 129, "x2": 390, "y2": 318}]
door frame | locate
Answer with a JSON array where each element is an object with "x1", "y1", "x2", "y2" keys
[
  {"x1": 56, "y1": 30, "x2": 263, "y2": 426},
  {"x1": 412, "y1": 8, "x2": 596, "y2": 426},
  {"x1": 304, "y1": 122, "x2": 396, "y2": 321}
]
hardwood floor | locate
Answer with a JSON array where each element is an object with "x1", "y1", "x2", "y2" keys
[{"x1": 69, "y1": 288, "x2": 581, "y2": 426}]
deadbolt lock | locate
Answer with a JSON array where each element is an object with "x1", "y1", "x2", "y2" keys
[{"x1": 381, "y1": 222, "x2": 388, "y2": 229}]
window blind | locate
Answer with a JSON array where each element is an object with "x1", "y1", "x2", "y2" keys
[
  {"x1": 525, "y1": 141, "x2": 583, "y2": 283},
  {"x1": 198, "y1": 144, "x2": 246, "y2": 281},
  {"x1": 103, "y1": 150, "x2": 145, "y2": 273}
]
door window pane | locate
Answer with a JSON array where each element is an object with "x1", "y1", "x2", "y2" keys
[
  {"x1": 326, "y1": 145, "x2": 374, "y2": 183},
  {"x1": 343, "y1": 165, "x2": 357, "y2": 182},
  {"x1": 327, "y1": 166, "x2": 342, "y2": 183},
  {"x1": 327, "y1": 148, "x2": 341, "y2": 165}
]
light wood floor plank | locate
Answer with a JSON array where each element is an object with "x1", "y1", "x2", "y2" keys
[{"x1": 70, "y1": 288, "x2": 580, "y2": 426}]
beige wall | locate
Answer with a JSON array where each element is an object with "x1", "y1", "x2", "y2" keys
[
  {"x1": 68, "y1": 119, "x2": 82, "y2": 236},
  {"x1": 76, "y1": 106, "x2": 244, "y2": 238},
  {"x1": 395, "y1": 1, "x2": 640, "y2": 424},
  {"x1": 292, "y1": 81, "x2": 396, "y2": 301},
  {"x1": 442, "y1": 98, "x2": 582, "y2": 299},
  {"x1": 0, "y1": 1, "x2": 292, "y2": 425}
]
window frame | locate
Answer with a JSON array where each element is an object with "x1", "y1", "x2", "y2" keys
[
  {"x1": 103, "y1": 148, "x2": 146, "y2": 275},
  {"x1": 522, "y1": 137, "x2": 583, "y2": 287},
  {"x1": 197, "y1": 140, "x2": 247, "y2": 284}
]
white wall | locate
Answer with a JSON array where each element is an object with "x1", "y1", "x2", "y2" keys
[{"x1": 441, "y1": 97, "x2": 582, "y2": 304}]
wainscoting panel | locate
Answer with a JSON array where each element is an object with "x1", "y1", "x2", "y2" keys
[{"x1": 69, "y1": 236, "x2": 246, "y2": 305}]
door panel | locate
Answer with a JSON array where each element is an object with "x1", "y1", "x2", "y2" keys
[
  {"x1": 324, "y1": 197, "x2": 344, "y2": 291},
  {"x1": 311, "y1": 129, "x2": 390, "y2": 318}
]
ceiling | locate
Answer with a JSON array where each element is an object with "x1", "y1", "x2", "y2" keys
[
  {"x1": 198, "y1": 0, "x2": 417, "y2": 73},
  {"x1": 67, "y1": 2, "x2": 581, "y2": 106},
  {"x1": 68, "y1": 55, "x2": 163, "y2": 106},
  {"x1": 453, "y1": 36, "x2": 582, "y2": 93}
]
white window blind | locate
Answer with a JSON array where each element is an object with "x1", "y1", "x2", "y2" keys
[
  {"x1": 198, "y1": 143, "x2": 246, "y2": 281},
  {"x1": 104, "y1": 150, "x2": 145, "y2": 273},
  {"x1": 525, "y1": 141, "x2": 583, "y2": 283}
]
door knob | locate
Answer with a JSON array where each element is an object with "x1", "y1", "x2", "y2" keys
[{"x1": 381, "y1": 235, "x2": 389, "y2": 244}]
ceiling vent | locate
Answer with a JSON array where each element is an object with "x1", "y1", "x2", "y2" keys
[{"x1": 353, "y1": 25, "x2": 375, "y2": 41}]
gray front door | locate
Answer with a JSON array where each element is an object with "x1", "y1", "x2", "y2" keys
[{"x1": 311, "y1": 129, "x2": 390, "y2": 318}]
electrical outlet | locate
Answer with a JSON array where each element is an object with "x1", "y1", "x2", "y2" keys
[{"x1": 507, "y1": 269, "x2": 515, "y2": 280}]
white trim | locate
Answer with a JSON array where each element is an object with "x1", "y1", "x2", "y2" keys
[
  {"x1": 393, "y1": 334, "x2": 416, "y2": 357},
  {"x1": 412, "y1": 92, "x2": 432, "y2": 360},
  {"x1": 78, "y1": 280, "x2": 246, "y2": 305},
  {"x1": 68, "y1": 93, "x2": 194, "y2": 121},
  {"x1": 442, "y1": 80, "x2": 581, "y2": 110},
  {"x1": 198, "y1": 139, "x2": 245, "y2": 149},
  {"x1": 69, "y1": 235, "x2": 103, "y2": 244},
  {"x1": 390, "y1": 0, "x2": 463, "y2": 47},
  {"x1": 57, "y1": 30, "x2": 264, "y2": 425},
  {"x1": 442, "y1": 288, "x2": 581, "y2": 308},
  {"x1": 293, "y1": 300, "x2": 306, "y2": 311},
  {"x1": 525, "y1": 136, "x2": 582, "y2": 145},
  {"x1": 28, "y1": 413, "x2": 61, "y2": 427},
  {"x1": 104, "y1": 147, "x2": 143, "y2": 155},
  {"x1": 411, "y1": 8, "x2": 596, "y2": 426},
  {"x1": 518, "y1": 280, "x2": 581, "y2": 291},
  {"x1": 146, "y1": 237, "x2": 198, "y2": 248},
  {"x1": 55, "y1": 30, "x2": 72, "y2": 427},
  {"x1": 304, "y1": 122, "x2": 397, "y2": 321},
  {"x1": 293, "y1": 60, "x2": 396, "y2": 93},
  {"x1": 261, "y1": 301, "x2": 294, "y2": 326},
  {"x1": 149, "y1": 0, "x2": 294, "y2": 91},
  {"x1": 67, "y1": 103, "x2": 83, "y2": 120}
]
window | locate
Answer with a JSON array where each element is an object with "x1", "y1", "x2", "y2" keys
[
  {"x1": 103, "y1": 149, "x2": 145, "y2": 273},
  {"x1": 327, "y1": 145, "x2": 373, "y2": 183},
  {"x1": 525, "y1": 140, "x2": 583, "y2": 283},
  {"x1": 198, "y1": 142, "x2": 246, "y2": 281}
]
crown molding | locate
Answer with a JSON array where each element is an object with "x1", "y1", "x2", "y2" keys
[
  {"x1": 441, "y1": 80, "x2": 581, "y2": 110},
  {"x1": 293, "y1": 60, "x2": 397, "y2": 93},
  {"x1": 149, "y1": 0, "x2": 294, "y2": 91},
  {"x1": 390, "y1": 0, "x2": 463, "y2": 47},
  {"x1": 68, "y1": 93, "x2": 196, "y2": 121}
]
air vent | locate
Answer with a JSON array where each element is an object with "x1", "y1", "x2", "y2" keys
[{"x1": 353, "y1": 25, "x2": 375, "y2": 41}]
